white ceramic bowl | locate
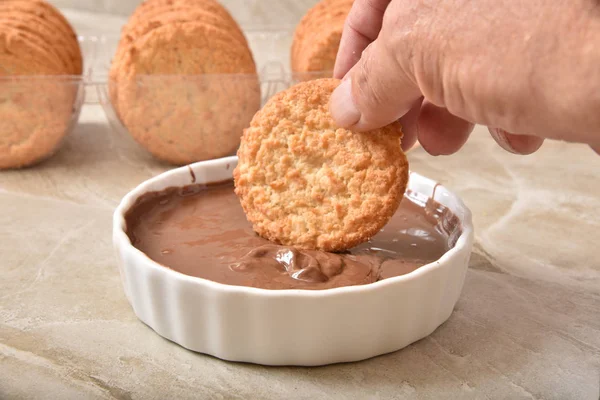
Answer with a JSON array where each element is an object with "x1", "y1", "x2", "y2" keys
[{"x1": 113, "y1": 156, "x2": 474, "y2": 366}]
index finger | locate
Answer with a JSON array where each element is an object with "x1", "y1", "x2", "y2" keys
[{"x1": 333, "y1": 0, "x2": 392, "y2": 79}]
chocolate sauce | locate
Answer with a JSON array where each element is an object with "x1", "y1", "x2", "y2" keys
[{"x1": 125, "y1": 181, "x2": 461, "y2": 290}]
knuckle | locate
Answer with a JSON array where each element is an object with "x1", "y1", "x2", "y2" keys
[{"x1": 344, "y1": 10, "x2": 362, "y2": 33}]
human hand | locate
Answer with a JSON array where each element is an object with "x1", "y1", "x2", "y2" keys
[{"x1": 329, "y1": 0, "x2": 600, "y2": 155}]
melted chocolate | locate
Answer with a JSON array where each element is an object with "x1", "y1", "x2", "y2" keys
[{"x1": 125, "y1": 181, "x2": 461, "y2": 290}]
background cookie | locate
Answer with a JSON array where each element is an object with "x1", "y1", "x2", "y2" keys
[
  {"x1": 0, "y1": 16, "x2": 72, "y2": 74},
  {"x1": 292, "y1": 0, "x2": 351, "y2": 66},
  {"x1": 125, "y1": 0, "x2": 237, "y2": 24},
  {"x1": 234, "y1": 78, "x2": 409, "y2": 252},
  {"x1": 0, "y1": 0, "x2": 82, "y2": 169},
  {"x1": 109, "y1": 0, "x2": 248, "y2": 109},
  {"x1": 0, "y1": 76, "x2": 78, "y2": 169},
  {"x1": 124, "y1": 7, "x2": 247, "y2": 45},
  {"x1": 291, "y1": 0, "x2": 353, "y2": 79},
  {"x1": 110, "y1": 6, "x2": 248, "y2": 104},
  {"x1": 0, "y1": 27, "x2": 64, "y2": 74},
  {"x1": 109, "y1": 0, "x2": 261, "y2": 165},
  {"x1": 123, "y1": 0, "x2": 244, "y2": 41},
  {"x1": 0, "y1": 0, "x2": 82, "y2": 74}
]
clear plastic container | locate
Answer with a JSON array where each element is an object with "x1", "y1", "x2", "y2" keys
[
  {"x1": 95, "y1": 29, "x2": 304, "y2": 165},
  {"x1": 93, "y1": 29, "x2": 296, "y2": 103},
  {"x1": 0, "y1": 3, "x2": 339, "y2": 168},
  {"x1": 0, "y1": 36, "x2": 100, "y2": 169}
]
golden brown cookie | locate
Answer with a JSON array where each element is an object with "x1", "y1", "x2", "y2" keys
[
  {"x1": 234, "y1": 78, "x2": 409, "y2": 252},
  {"x1": 125, "y1": 6, "x2": 247, "y2": 47},
  {"x1": 0, "y1": 0, "x2": 82, "y2": 74},
  {"x1": 112, "y1": 21, "x2": 260, "y2": 165},
  {"x1": 0, "y1": 76, "x2": 77, "y2": 169},
  {"x1": 292, "y1": 0, "x2": 351, "y2": 67},
  {"x1": 0, "y1": 3, "x2": 80, "y2": 74},
  {"x1": 0, "y1": 26, "x2": 63, "y2": 75},
  {"x1": 292, "y1": 0, "x2": 353, "y2": 79},
  {"x1": 109, "y1": 6, "x2": 248, "y2": 105},
  {"x1": 109, "y1": 0, "x2": 249, "y2": 115},
  {"x1": 122, "y1": 0, "x2": 245, "y2": 42},
  {"x1": 123, "y1": 0, "x2": 242, "y2": 42},
  {"x1": 0, "y1": 14, "x2": 73, "y2": 74},
  {"x1": 0, "y1": 54, "x2": 78, "y2": 169},
  {"x1": 294, "y1": 0, "x2": 353, "y2": 76},
  {"x1": 0, "y1": 1, "x2": 82, "y2": 169},
  {"x1": 300, "y1": 17, "x2": 344, "y2": 72}
]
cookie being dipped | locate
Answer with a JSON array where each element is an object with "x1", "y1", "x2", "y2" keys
[{"x1": 234, "y1": 78, "x2": 409, "y2": 252}]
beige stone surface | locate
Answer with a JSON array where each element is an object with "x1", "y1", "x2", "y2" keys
[
  {"x1": 2, "y1": 3, "x2": 600, "y2": 400},
  {"x1": 2, "y1": 110, "x2": 599, "y2": 400}
]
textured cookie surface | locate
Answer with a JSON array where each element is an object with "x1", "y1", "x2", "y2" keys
[
  {"x1": 234, "y1": 78, "x2": 409, "y2": 252},
  {"x1": 0, "y1": 0, "x2": 82, "y2": 74},
  {"x1": 125, "y1": 0, "x2": 238, "y2": 30},
  {"x1": 0, "y1": 27, "x2": 63, "y2": 74},
  {"x1": 124, "y1": 7, "x2": 247, "y2": 47},
  {"x1": 0, "y1": 15, "x2": 72, "y2": 73}
]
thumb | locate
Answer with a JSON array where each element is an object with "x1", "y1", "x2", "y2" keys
[{"x1": 329, "y1": 38, "x2": 421, "y2": 131}]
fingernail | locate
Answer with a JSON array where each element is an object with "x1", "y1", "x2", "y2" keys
[
  {"x1": 330, "y1": 78, "x2": 360, "y2": 128},
  {"x1": 489, "y1": 128, "x2": 519, "y2": 154}
]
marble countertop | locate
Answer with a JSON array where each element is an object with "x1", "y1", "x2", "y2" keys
[{"x1": 1, "y1": 4, "x2": 600, "y2": 400}]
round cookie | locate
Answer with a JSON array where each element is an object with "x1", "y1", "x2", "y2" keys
[
  {"x1": 0, "y1": 26, "x2": 64, "y2": 75},
  {"x1": 234, "y1": 78, "x2": 408, "y2": 252},
  {"x1": 293, "y1": 0, "x2": 352, "y2": 75},
  {"x1": 124, "y1": 0, "x2": 245, "y2": 34},
  {"x1": 123, "y1": 6, "x2": 247, "y2": 48},
  {"x1": 0, "y1": 14, "x2": 73, "y2": 74},
  {"x1": 109, "y1": 6, "x2": 248, "y2": 110},
  {"x1": 0, "y1": 56, "x2": 78, "y2": 168},
  {"x1": 125, "y1": 0, "x2": 241, "y2": 37},
  {"x1": 4, "y1": 8, "x2": 80, "y2": 74},
  {"x1": 292, "y1": 0, "x2": 353, "y2": 78},
  {"x1": 303, "y1": 0, "x2": 353, "y2": 64},
  {"x1": 292, "y1": 0, "x2": 351, "y2": 66},
  {"x1": 113, "y1": 0, "x2": 249, "y2": 81},
  {"x1": 109, "y1": 0, "x2": 251, "y2": 127},
  {"x1": 0, "y1": 0, "x2": 82, "y2": 74},
  {"x1": 0, "y1": 1, "x2": 81, "y2": 169},
  {"x1": 300, "y1": 16, "x2": 344, "y2": 72},
  {"x1": 0, "y1": 4, "x2": 80, "y2": 74},
  {"x1": 114, "y1": 21, "x2": 260, "y2": 165}
]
